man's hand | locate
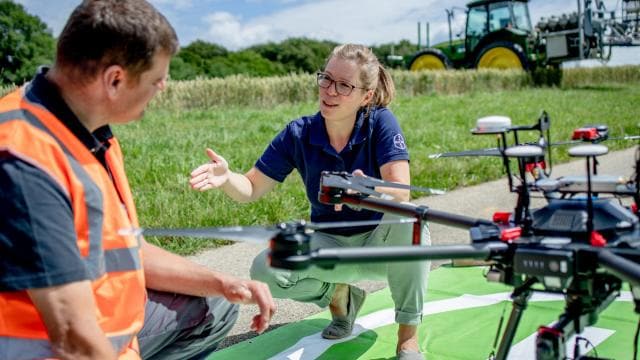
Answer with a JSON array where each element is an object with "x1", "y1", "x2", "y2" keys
[
  {"x1": 190, "y1": 148, "x2": 230, "y2": 191},
  {"x1": 222, "y1": 279, "x2": 276, "y2": 334}
]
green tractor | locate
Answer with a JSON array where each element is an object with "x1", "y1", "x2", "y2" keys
[
  {"x1": 409, "y1": 0, "x2": 537, "y2": 71},
  {"x1": 405, "y1": 0, "x2": 629, "y2": 71}
]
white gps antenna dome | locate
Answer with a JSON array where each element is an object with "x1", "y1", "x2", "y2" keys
[{"x1": 473, "y1": 115, "x2": 512, "y2": 134}]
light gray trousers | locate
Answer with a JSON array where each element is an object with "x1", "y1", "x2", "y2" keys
[
  {"x1": 250, "y1": 213, "x2": 430, "y2": 325},
  {"x1": 138, "y1": 290, "x2": 239, "y2": 360}
]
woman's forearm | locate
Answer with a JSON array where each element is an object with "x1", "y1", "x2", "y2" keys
[{"x1": 220, "y1": 171, "x2": 258, "y2": 203}]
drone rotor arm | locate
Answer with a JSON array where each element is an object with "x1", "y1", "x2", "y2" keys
[
  {"x1": 429, "y1": 148, "x2": 502, "y2": 159},
  {"x1": 123, "y1": 226, "x2": 279, "y2": 244},
  {"x1": 598, "y1": 248, "x2": 640, "y2": 287},
  {"x1": 307, "y1": 242, "x2": 509, "y2": 269},
  {"x1": 308, "y1": 217, "x2": 417, "y2": 230},
  {"x1": 350, "y1": 174, "x2": 446, "y2": 195}
]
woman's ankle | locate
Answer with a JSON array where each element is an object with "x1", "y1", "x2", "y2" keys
[
  {"x1": 329, "y1": 283, "x2": 348, "y2": 316},
  {"x1": 396, "y1": 324, "x2": 419, "y2": 352}
]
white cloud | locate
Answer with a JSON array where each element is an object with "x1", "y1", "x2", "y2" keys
[
  {"x1": 201, "y1": 0, "x2": 447, "y2": 50},
  {"x1": 203, "y1": 12, "x2": 274, "y2": 49}
]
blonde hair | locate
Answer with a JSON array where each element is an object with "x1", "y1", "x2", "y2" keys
[{"x1": 324, "y1": 43, "x2": 395, "y2": 107}]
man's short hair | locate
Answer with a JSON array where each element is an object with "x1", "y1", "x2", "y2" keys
[{"x1": 56, "y1": 0, "x2": 179, "y2": 84}]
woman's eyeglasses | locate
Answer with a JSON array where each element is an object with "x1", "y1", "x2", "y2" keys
[{"x1": 316, "y1": 72, "x2": 366, "y2": 96}]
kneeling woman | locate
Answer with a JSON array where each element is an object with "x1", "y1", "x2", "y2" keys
[{"x1": 190, "y1": 43, "x2": 430, "y2": 360}]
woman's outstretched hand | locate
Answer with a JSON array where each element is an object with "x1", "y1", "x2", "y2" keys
[{"x1": 189, "y1": 148, "x2": 230, "y2": 191}]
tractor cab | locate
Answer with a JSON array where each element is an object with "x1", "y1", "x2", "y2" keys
[{"x1": 465, "y1": 0, "x2": 533, "y2": 69}]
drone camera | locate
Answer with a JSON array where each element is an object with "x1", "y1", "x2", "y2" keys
[{"x1": 536, "y1": 326, "x2": 566, "y2": 360}]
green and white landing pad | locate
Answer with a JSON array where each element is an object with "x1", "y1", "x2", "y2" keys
[{"x1": 212, "y1": 266, "x2": 635, "y2": 359}]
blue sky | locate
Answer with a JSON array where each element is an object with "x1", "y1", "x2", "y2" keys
[{"x1": 14, "y1": 0, "x2": 639, "y2": 64}]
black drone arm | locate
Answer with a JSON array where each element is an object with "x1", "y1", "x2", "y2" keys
[
  {"x1": 598, "y1": 248, "x2": 640, "y2": 287},
  {"x1": 309, "y1": 242, "x2": 509, "y2": 269},
  {"x1": 319, "y1": 171, "x2": 503, "y2": 244}
]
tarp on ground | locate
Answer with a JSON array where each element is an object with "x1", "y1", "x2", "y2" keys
[{"x1": 211, "y1": 266, "x2": 636, "y2": 360}]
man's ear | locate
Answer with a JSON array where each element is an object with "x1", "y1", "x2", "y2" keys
[{"x1": 103, "y1": 65, "x2": 126, "y2": 99}]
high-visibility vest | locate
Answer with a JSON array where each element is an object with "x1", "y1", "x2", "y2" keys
[{"x1": 0, "y1": 87, "x2": 146, "y2": 359}]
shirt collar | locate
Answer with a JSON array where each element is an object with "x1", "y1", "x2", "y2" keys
[
  {"x1": 309, "y1": 108, "x2": 369, "y2": 150},
  {"x1": 25, "y1": 67, "x2": 113, "y2": 153}
]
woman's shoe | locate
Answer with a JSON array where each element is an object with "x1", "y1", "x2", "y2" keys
[
  {"x1": 397, "y1": 349, "x2": 425, "y2": 360},
  {"x1": 321, "y1": 285, "x2": 366, "y2": 339}
]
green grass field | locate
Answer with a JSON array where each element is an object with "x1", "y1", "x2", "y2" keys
[{"x1": 115, "y1": 82, "x2": 640, "y2": 255}]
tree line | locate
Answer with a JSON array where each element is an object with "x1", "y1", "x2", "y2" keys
[{"x1": 1, "y1": 0, "x2": 419, "y2": 86}]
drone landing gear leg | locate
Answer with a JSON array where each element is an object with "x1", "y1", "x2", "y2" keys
[{"x1": 494, "y1": 277, "x2": 537, "y2": 360}]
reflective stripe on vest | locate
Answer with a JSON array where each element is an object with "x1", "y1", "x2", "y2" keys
[
  {"x1": 105, "y1": 245, "x2": 141, "y2": 272},
  {"x1": 0, "y1": 108, "x2": 108, "y2": 277},
  {"x1": 0, "y1": 109, "x2": 142, "y2": 275},
  {"x1": 0, "y1": 332, "x2": 136, "y2": 360}
]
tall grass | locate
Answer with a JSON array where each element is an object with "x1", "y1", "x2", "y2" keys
[
  {"x1": 117, "y1": 83, "x2": 640, "y2": 254},
  {"x1": 148, "y1": 65, "x2": 639, "y2": 110},
  {"x1": 151, "y1": 73, "x2": 317, "y2": 110},
  {"x1": 561, "y1": 65, "x2": 640, "y2": 88},
  {"x1": 3, "y1": 65, "x2": 638, "y2": 103}
]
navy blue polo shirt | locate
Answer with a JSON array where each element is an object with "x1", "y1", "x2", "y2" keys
[
  {"x1": 255, "y1": 107, "x2": 409, "y2": 235},
  {"x1": 0, "y1": 68, "x2": 112, "y2": 291}
]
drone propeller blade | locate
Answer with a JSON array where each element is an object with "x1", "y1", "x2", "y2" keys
[
  {"x1": 428, "y1": 148, "x2": 502, "y2": 159},
  {"x1": 549, "y1": 140, "x2": 582, "y2": 146},
  {"x1": 309, "y1": 217, "x2": 417, "y2": 230},
  {"x1": 347, "y1": 182, "x2": 395, "y2": 200},
  {"x1": 615, "y1": 135, "x2": 640, "y2": 141},
  {"x1": 121, "y1": 226, "x2": 278, "y2": 244},
  {"x1": 353, "y1": 176, "x2": 446, "y2": 195}
]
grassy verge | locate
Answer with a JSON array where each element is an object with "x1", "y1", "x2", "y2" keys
[{"x1": 116, "y1": 83, "x2": 639, "y2": 255}]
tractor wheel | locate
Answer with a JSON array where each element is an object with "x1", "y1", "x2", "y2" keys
[
  {"x1": 408, "y1": 49, "x2": 452, "y2": 71},
  {"x1": 475, "y1": 41, "x2": 528, "y2": 70}
]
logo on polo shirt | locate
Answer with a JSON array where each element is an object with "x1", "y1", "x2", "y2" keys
[{"x1": 393, "y1": 134, "x2": 406, "y2": 150}]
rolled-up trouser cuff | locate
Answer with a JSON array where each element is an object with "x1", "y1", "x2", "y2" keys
[
  {"x1": 316, "y1": 282, "x2": 336, "y2": 308},
  {"x1": 395, "y1": 310, "x2": 423, "y2": 326}
]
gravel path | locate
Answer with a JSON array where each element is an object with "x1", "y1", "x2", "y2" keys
[{"x1": 186, "y1": 147, "x2": 637, "y2": 349}]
